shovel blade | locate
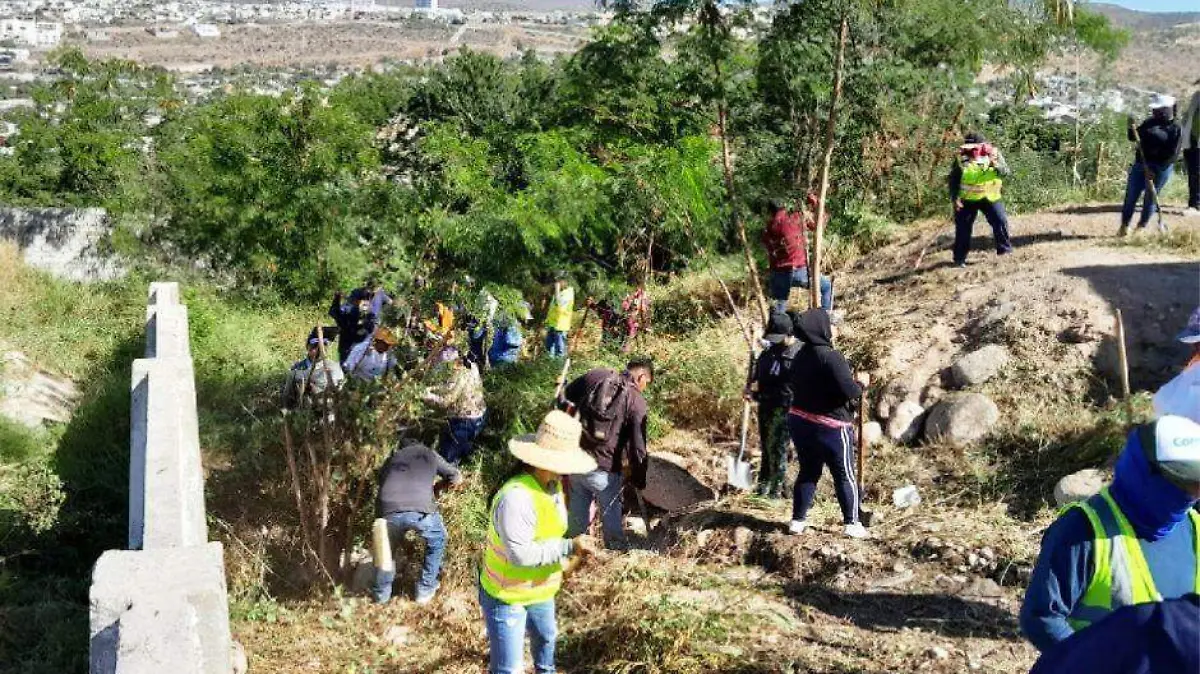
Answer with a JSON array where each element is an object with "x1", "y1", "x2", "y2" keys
[{"x1": 725, "y1": 455, "x2": 754, "y2": 490}]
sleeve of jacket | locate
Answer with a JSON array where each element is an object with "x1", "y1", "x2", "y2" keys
[
  {"x1": 432, "y1": 448, "x2": 464, "y2": 485},
  {"x1": 625, "y1": 396, "x2": 650, "y2": 489},
  {"x1": 1020, "y1": 509, "x2": 1095, "y2": 652},
  {"x1": 948, "y1": 161, "x2": 963, "y2": 200},
  {"x1": 823, "y1": 349, "x2": 862, "y2": 403}
]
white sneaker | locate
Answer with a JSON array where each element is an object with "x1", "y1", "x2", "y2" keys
[
  {"x1": 844, "y1": 523, "x2": 869, "y2": 539},
  {"x1": 788, "y1": 520, "x2": 807, "y2": 535},
  {"x1": 414, "y1": 583, "x2": 440, "y2": 605}
]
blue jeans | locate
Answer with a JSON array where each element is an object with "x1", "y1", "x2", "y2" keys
[
  {"x1": 953, "y1": 199, "x2": 1013, "y2": 264},
  {"x1": 544, "y1": 328, "x2": 567, "y2": 358},
  {"x1": 1122, "y1": 162, "x2": 1174, "y2": 227},
  {"x1": 440, "y1": 414, "x2": 486, "y2": 465},
  {"x1": 566, "y1": 468, "x2": 625, "y2": 545},
  {"x1": 479, "y1": 585, "x2": 557, "y2": 674},
  {"x1": 372, "y1": 511, "x2": 447, "y2": 603},
  {"x1": 769, "y1": 267, "x2": 832, "y2": 312}
]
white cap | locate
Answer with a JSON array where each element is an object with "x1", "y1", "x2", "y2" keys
[{"x1": 1149, "y1": 94, "x2": 1176, "y2": 110}]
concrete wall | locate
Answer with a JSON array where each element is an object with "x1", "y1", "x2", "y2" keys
[
  {"x1": 0, "y1": 206, "x2": 124, "y2": 282},
  {"x1": 89, "y1": 282, "x2": 234, "y2": 674}
]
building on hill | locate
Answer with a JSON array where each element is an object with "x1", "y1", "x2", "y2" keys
[
  {"x1": 415, "y1": 0, "x2": 439, "y2": 10},
  {"x1": 0, "y1": 19, "x2": 62, "y2": 49}
]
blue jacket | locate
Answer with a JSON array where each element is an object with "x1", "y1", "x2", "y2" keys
[
  {"x1": 1030, "y1": 595, "x2": 1200, "y2": 674},
  {"x1": 1020, "y1": 429, "x2": 1200, "y2": 652},
  {"x1": 488, "y1": 323, "x2": 523, "y2": 366}
]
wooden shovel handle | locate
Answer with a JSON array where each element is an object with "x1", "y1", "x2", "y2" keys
[{"x1": 857, "y1": 389, "x2": 867, "y2": 495}]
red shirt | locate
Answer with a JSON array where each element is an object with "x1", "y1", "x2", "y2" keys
[{"x1": 761, "y1": 210, "x2": 814, "y2": 270}]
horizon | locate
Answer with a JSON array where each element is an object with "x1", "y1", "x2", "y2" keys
[{"x1": 1096, "y1": 0, "x2": 1200, "y2": 12}]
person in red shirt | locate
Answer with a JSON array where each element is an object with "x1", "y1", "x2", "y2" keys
[{"x1": 762, "y1": 196, "x2": 832, "y2": 312}]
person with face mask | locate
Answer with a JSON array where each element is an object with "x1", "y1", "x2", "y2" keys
[
  {"x1": 1119, "y1": 94, "x2": 1183, "y2": 236},
  {"x1": 948, "y1": 131, "x2": 1014, "y2": 268},
  {"x1": 1020, "y1": 415, "x2": 1200, "y2": 652},
  {"x1": 329, "y1": 287, "x2": 378, "y2": 364}
]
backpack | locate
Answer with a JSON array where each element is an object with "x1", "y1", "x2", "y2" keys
[{"x1": 580, "y1": 370, "x2": 631, "y2": 449}]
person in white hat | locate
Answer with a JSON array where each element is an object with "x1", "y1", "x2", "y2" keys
[
  {"x1": 1119, "y1": 94, "x2": 1182, "y2": 235},
  {"x1": 479, "y1": 410, "x2": 600, "y2": 674},
  {"x1": 1152, "y1": 307, "x2": 1200, "y2": 424}
]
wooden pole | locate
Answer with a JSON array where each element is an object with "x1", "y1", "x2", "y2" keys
[
  {"x1": 810, "y1": 16, "x2": 849, "y2": 311},
  {"x1": 1115, "y1": 309, "x2": 1132, "y2": 425}
]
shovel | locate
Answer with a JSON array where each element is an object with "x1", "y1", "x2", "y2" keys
[
  {"x1": 857, "y1": 388, "x2": 875, "y2": 527},
  {"x1": 726, "y1": 400, "x2": 755, "y2": 491}
]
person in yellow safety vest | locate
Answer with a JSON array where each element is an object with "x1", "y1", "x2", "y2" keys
[
  {"x1": 1019, "y1": 415, "x2": 1200, "y2": 652},
  {"x1": 543, "y1": 272, "x2": 574, "y2": 360},
  {"x1": 948, "y1": 131, "x2": 1014, "y2": 268},
  {"x1": 479, "y1": 410, "x2": 600, "y2": 674}
]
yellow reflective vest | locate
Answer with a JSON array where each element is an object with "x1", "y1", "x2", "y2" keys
[
  {"x1": 480, "y1": 473, "x2": 568, "y2": 606},
  {"x1": 545, "y1": 287, "x2": 575, "y2": 333},
  {"x1": 1065, "y1": 487, "x2": 1200, "y2": 631},
  {"x1": 960, "y1": 157, "x2": 1002, "y2": 202}
]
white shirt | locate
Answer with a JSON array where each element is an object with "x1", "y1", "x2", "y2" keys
[{"x1": 343, "y1": 340, "x2": 396, "y2": 382}]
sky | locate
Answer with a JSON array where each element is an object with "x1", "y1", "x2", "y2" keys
[{"x1": 1100, "y1": 0, "x2": 1200, "y2": 11}]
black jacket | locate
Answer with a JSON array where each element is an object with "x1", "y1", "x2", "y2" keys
[
  {"x1": 563, "y1": 368, "x2": 649, "y2": 487},
  {"x1": 751, "y1": 341, "x2": 803, "y2": 408},
  {"x1": 1131, "y1": 117, "x2": 1182, "y2": 166},
  {"x1": 788, "y1": 309, "x2": 861, "y2": 423}
]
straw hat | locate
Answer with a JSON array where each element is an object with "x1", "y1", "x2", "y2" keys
[
  {"x1": 508, "y1": 410, "x2": 598, "y2": 475},
  {"x1": 374, "y1": 327, "x2": 398, "y2": 347}
]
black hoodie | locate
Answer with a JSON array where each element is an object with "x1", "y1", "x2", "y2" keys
[{"x1": 788, "y1": 309, "x2": 862, "y2": 423}]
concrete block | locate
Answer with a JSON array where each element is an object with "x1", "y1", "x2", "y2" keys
[
  {"x1": 145, "y1": 304, "x2": 191, "y2": 359},
  {"x1": 148, "y1": 282, "x2": 180, "y2": 306},
  {"x1": 90, "y1": 543, "x2": 232, "y2": 674},
  {"x1": 128, "y1": 357, "x2": 206, "y2": 550}
]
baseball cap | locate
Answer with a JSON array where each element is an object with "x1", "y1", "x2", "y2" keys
[
  {"x1": 1152, "y1": 415, "x2": 1200, "y2": 485},
  {"x1": 1177, "y1": 307, "x2": 1200, "y2": 345},
  {"x1": 763, "y1": 311, "x2": 793, "y2": 344}
]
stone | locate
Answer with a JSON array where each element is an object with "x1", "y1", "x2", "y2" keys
[
  {"x1": 231, "y1": 641, "x2": 249, "y2": 674},
  {"x1": 383, "y1": 625, "x2": 410, "y2": 648},
  {"x1": 350, "y1": 561, "x2": 375, "y2": 594},
  {"x1": 919, "y1": 385, "x2": 945, "y2": 407},
  {"x1": 925, "y1": 394, "x2": 1000, "y2": 447},
  {"x1": 0, "y1": 351, "x2": 79, "y2": 428},
  {"x1": 862, "y1": 421, "x2": 883, "y2": 446},
  {"x1": 626, "y1": 516, "x2": 648, "y2": 537},
  {"x1": 1053, "y1": 469, "x2": 1105, "y2": 507},
  {"x1": 886, "y1": 401, "x2": 925, "y2": 443},
  {"x1": 929, "y1": 646, "x2": 950, "y2": 661},
  {"x1": 733, "y1": 526, "x2": 753, "y2": 552},
  {"x1": 960, "y1": 577, "x2": 1004, "y2": 599},
  {"x1": 950, "y1": 344, "x2": 1011, "y2": 388},
  {"x1": 0, "y1": 206, "x2": 124, "y2": 282}
]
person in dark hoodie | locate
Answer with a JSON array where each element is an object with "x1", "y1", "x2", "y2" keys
[
  {"x1": 746, "y1": 311, "x2": 802, "y2": 499},
  {"x1": 1020, "y1": 415, "x2": 1200, "y2": 653},
  {"x1": 1120, "y1": 94, "x2": 1183, "y2": 235},
  {"x1": 329, "y1": 287, "x2": 378, "y2": 364},
  {"x1": 786, "y1": 309, "x2": 870, "y2": 539}
]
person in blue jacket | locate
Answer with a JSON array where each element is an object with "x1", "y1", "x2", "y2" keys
[
  {"x1": 488, "y1": 304, "x2": 530, "y2": 368},
  {"x1": 1030, "y1": 595, "x2": 1200, "y2": 674},
  {"x1": 1019, "y1": 415, "x2": 1200, "y2": 652}
]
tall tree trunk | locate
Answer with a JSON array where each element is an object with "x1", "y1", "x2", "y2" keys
[
  {"x1": 810, "y1": 17, "x2": 849, "y2": 311},
  {"x1": 715, "y1": 102, "x2": 769, "y2": 324}
]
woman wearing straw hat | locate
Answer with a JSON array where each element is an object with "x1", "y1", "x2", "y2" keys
[{"x1": 479, "y1": 410, "x2": 600, "y2": 674}]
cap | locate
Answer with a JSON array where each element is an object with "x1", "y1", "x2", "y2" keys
[
  {"x1": 964, "y1": 131, "x2": 986, "y2": 144},
  {"x1": 307, "y1": 326, "x2": 340, "y2": 347},
  {"x1": 1153, "y1": 415, "x2": 1200, "y2": 484},
  {"x1": 1177, "y1": 307, "x2": 1200, "y2": 345},
  {"x1": 1149, "y1": 94, "x2": 1176, "y2": 110},
  {"x1": 763, "y1": 311, "x2": 793, "y2": 344}
]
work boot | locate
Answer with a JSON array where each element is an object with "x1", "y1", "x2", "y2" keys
[{"x1": 843, "y1": 523, "x2": 869, "y2": 539}]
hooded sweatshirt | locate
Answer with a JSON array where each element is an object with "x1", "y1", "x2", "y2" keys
[
  {"x1": 788, "y1": 309, "x2": 862, "y2": 424},
  {"x1": 1130, "y1": 115, "x2": 1182, "y2": 165},
  {"x1": 1019, "y1": 428, "x2": 1200, "y2": 652}
]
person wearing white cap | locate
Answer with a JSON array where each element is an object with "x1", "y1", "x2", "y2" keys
[
  {"x1": 1020, "y1": 415, "x2": 1200, "y2": 651},
  {"x1": 1119, "y1": 94, "x2": 1182, "y2": 235},
  {"x1": 1152, "y1": 307, "x2": 1200, "y2": 424},
  {"x1": 479, "y1": 410, "x2": 600, "y2": 674},
  {"x1": 1181, "y1": 81, "x2": 1200, "y2": 214}
]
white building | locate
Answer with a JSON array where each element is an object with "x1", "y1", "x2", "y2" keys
[
  {"x1": 191, "y1": 23, "x2": 221, "y2": 38},
  {"x1": 415, "y1": 0, "x2": 438, "y2": 10},
  {"x1": 0, "y1": 19, "x2": 63, "y2": 49}
]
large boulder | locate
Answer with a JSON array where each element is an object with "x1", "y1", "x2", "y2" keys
[
  {"x1": 1053, "y1": 469, "x2": 1105, "y2": 507},
  {"x1": 950, "y1": 345, "x2": 1011, "y2": 388},
  {"x1": 887, "y1": 401, "x2": 925, "y2": 444},
  {"x1": 925, "y1": 394, "x2": 1000, "y2": 447}
]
